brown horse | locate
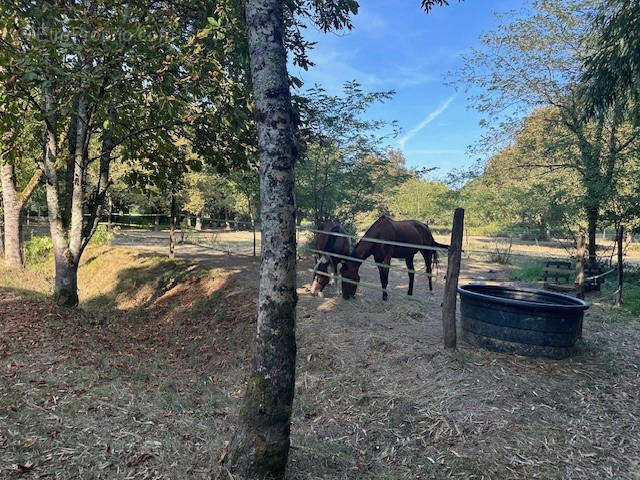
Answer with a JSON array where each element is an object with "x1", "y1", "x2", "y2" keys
[
  {"x1": 340, "y1": 216, "x2": 448, "y2": 300},
  {"x1": 309, "y1": 221, "x2": 352, "y2": 296}
]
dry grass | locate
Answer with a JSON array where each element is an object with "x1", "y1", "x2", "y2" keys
[{"x1": 1, "y1": 243, "x2": 639, "y2": 479}]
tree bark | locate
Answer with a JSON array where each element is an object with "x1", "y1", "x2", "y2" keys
[
  {"x1": 0, "y1": 207, "x2": 4, "y2": 257},
  {"x1": 223, "y1": 1, "x2": 298, "y2": 478},
  {"x1": 83, "y1": 104, "x2": 116, "y2": 250},
  {"x1": 442, "y1": 208, "x2": 464, "y2": 350},
  {"x1": 63, "y1": 96, "x2": 79, "y2": 229},
  {"x1": 1, "y1": 163, "x2": 42, "y2": 268},
  {"x1": 68, "y1": 95, "x2": 89, "y2": 261},
  {"x1": 41, "y1": 88, "x2": 79, "y2": 307},
  {"x1": 1, "y1": 164, "x2": 24, "y2": 267}
]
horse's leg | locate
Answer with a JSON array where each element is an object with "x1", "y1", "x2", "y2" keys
[
  {"x1": 375, "y1": 253, "x2": 391, "y2": 301},
  {"x1": 406, "y1": 256, "x2": 415, "y2": 296},
  {"x1": 421, "y1": 250, "x2": 434, "y2": 292}
]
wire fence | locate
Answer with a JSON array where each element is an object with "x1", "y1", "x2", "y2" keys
[{"x1": 4, "y1": 213, "x2": 632, "y2": 300}]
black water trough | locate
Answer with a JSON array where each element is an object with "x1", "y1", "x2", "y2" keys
[{"x1": 458, "y1": 284, "x2": 589, "y2": 359}]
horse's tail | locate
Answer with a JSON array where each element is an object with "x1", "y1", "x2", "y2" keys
[
  {"x1": 432, "y1": 240, "x2": 449, "y2": 250},
  {"x1": 431, "y1": 241, "x2": 449, "y2": 267}
]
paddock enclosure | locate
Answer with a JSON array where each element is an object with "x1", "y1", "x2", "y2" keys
[{"x1": 1, "y1": 215, "x2": 640, "y2": 479}]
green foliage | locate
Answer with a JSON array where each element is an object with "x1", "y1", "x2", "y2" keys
[
  {"x1": 24, "y1": 236, "x2": 53, "y2": 266},
  {"x1": 603, "y1": 266, "x2": 640, "y2": 315},
  {"x1": 89, "y1": 225, "x2": 117, "y2": 247},
  {"x1": 581, "y1": 0, "x2": 640, "y2": 120},
  {"x1": 456, "y1": 0, "x2": 640, "y2": 254},
  {"x1": 458, "y1": 108, "x2": 584, "y2": 237},
  {"x1": 295, "y1": 82, "x2": 410, "y2": 228},
  {"x1": 510, "y1": 260, "x2": 546, "y2": 283},
  {"x1": 620, "y1": 284, "x2": 640, "y2": 316},
  {"x1": 388, "y1": 178, "x2": 456, "y2": 225}
]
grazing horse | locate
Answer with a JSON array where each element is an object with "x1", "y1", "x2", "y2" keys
[
  {"x1": 310, "y1": 221, "x2": 352, "y2": 296},
  {"x1": 340, "y1": 216, "x2": 449, "y2": 300}
]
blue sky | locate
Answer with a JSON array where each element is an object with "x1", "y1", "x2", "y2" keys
[{"x1": 291, "y1": 0, "x2": 521, "y2": 178}]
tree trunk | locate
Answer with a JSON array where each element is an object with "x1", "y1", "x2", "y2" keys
[
  {"x1": 53, "y1": 248, "x2": 79, "y2": 306},
  {"x1": 0, "y1": 215, "x2": 4, "y2": 257},
  {"x1": 586, "y1": 206, "x2": 598, "y2": 264},
  {"x1": 68, "y1": 95, "x2": 89, "y2": 260},
  {"x1": 224, "y1": 1, "x2": 298, "y2": 478},
  {"x1": 1, "y1": 164, "x2": 24, "y2": 268},
  {"x1": 64, "y1": 96, "x2": 79, "y2": 229},
  {"x1": 41, "y1": 89, "x2": 78, "y2": 307},
  {"x1": 195, "y1": 216, "x2": 203, "y2": 231}
]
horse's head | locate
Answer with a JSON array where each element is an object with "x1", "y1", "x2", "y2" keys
[
  {"x1": 310, "y1": 256, "x2": 331, "y2": 296},
  {"x1": 340, "y1": 261, "x2": 360, "y2": 299}
]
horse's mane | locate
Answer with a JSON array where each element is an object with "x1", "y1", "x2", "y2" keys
[
  {"x1": 349, "y1": 216, "x2": 393, "y2": 260},
  {"x1": 317, "y1": 221, "x2": 350, "y2": 255}
]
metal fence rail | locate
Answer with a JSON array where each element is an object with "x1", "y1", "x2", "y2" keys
[
  {"x1": 309, "y1": 248, "x2": 436, "y2": 278},
  {"x1": 308, "y1": 268, "x2": 389, "y2": 294},
  {"x1": 301, "y1": 227, "x2": 448, "y2": 253}
]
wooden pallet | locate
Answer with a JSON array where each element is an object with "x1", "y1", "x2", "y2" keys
[{"x1": 542, "y1": 260, "x2": 603, "y2": 293}]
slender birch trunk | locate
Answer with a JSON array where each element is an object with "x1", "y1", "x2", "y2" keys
[
  {"x1": 224, "y1": 0, "x2": 298, "y2": 478},
  {"x1": 1, "y1": 164, "x2": 24, "y2": 267}
]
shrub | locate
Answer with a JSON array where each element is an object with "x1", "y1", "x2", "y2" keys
[
  {"x1": 24, "y1": 235, "x2": 53, "y2": 265},
  {"x1": 487, "y1": 238, "x2": 513, "y2": 265},
  {"x1": 179, "y1": 218, "x2": 196, "y2": 244},
  {"x1": 467, "y1": 222, "x2": 503, "y2": 236},
  {"x1": 90, "y1": 224, "x2": 118, "y2": 247}
]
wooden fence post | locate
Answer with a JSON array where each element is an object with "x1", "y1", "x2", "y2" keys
[
  {"x1": 576, "y1": 234, "x2": 586, "y2": 300},
  {"x1": 616, "y1": 225, "x2": 624, "y2": 307},
  {"x1": 442, "y1": 208, "x2": 464, "y2": 350}
]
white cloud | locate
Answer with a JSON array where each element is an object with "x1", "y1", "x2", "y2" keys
[
  {"x1": 295, "y1": 48, "x2": 437, "y2": 93},
  {"x1": 398, "y1": 95, "x2": 455, "y2": 150},
  {"x1": 352, "y1": 7, "x2": 388, "y2": 35}
]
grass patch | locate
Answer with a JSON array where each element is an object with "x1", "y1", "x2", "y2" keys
[
  {"x1": 1, "y1": 245, "x2": 210, "y2": 318},
  {"x1": 509, "y1": 259, "x2": 545, "y2": 282},
  {"x1": 80, "y1": 248, "x2": 206, "y2": 312},
  {"x1": 599, "y1": 266, "x2": 640, "y2": 317},
  {"x1": 24, "y1": 235, "x2": 53, "y2": 266}
]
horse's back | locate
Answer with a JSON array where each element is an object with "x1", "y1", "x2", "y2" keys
[{"x1": 317, "y1": 221, "x2": 350, "y2": 256}]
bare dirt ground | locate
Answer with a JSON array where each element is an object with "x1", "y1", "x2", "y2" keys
[{"x1": 1, "y1": 232, "x2": 639, "y2": 479}]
